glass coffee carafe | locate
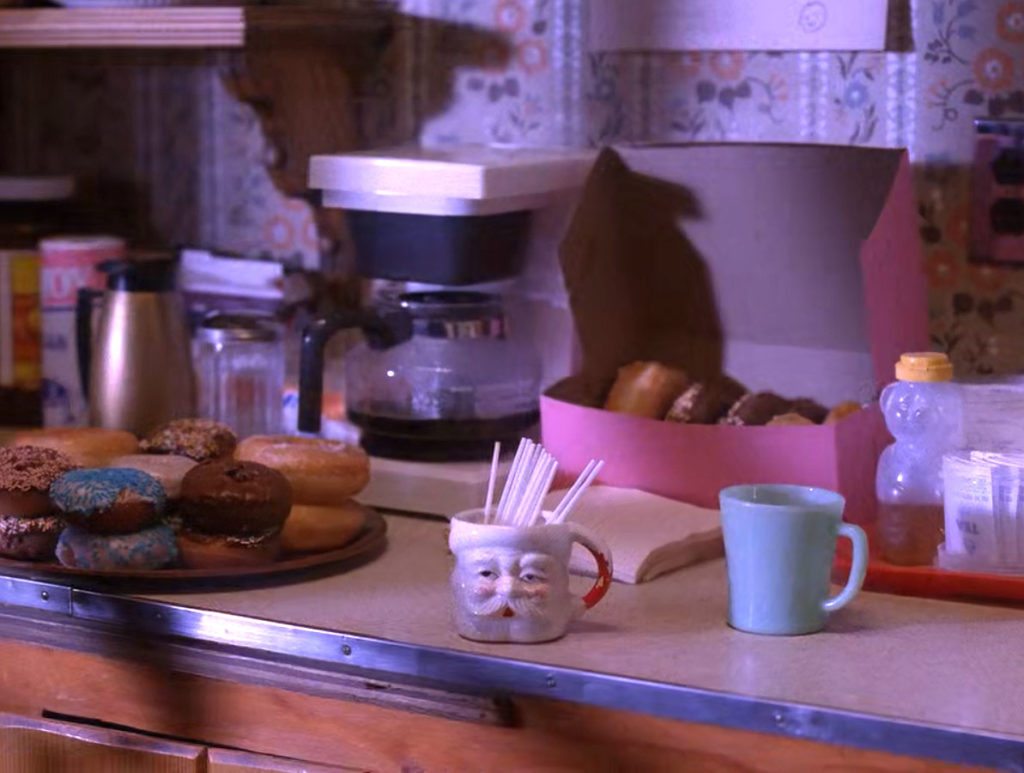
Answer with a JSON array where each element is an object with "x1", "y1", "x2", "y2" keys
[{"x1": 300, "y1": 291, "x2": 540, "y2": 461}]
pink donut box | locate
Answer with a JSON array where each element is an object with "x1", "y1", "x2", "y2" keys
[{"x1": 541, "y1": 143, "x2": 928, "y2": 527}]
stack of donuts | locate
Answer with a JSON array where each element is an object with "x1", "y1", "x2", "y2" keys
[
  {"x1": 0, "y1": 418, "x2": 371, "y2": 571},
  {"x1": 603, "y1": 361, "x2": 864, "y2": 427}
]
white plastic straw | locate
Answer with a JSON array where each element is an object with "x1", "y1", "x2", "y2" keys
[
  {"x1": 551, "y1": 459, "x2": 605, "y2": 524},
  {"x1": 487, "y1": 437, "x2": 599, "y2": 528},
  {"x1": 504, "y1": 441, "x2": 537, "y2": 520},
  {"x1": 482, "y1": 442, "x2": 501, "y2": 523},
  {"x1": 515, "y1": 452, "x2": 555, "y2": 528},
  {"x1": 495, "y1": 438, "x2": 529, "y2": 522},
  {"x1": 525, "y1": 455, "x2": 559, "y2": 527},
  {"x1": 551, "y1": 459, "x2": 596, "y2": 521}
]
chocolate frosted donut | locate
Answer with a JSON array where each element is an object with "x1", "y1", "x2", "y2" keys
[
  {"x1": 790, "y1": 398, "x2": 828, "y2": 424},
  {"x1": 721, "y1": 392, "x2": 793, "y2": 426},
  {"x1": 665, "y1": 377, "x2": 746, "y2": 425},
  {"x1": 141, "y1": 419, "x2": 237, "y2": 462},
  {"x1": 50, "y1": 468, "x2": 166, "y2": 535},
  {"x1": 56, "y1": 523, "x2": 178, "y2": 570},
  {"x1": 180, "y1": 460, "x2": 291, "y2": 537},
  {"x1": 0, "y1": 446, "x2": 78, "y2": 517},
  {"x1": 0, "y1": 514, "x2": 64, "y2": 561}
]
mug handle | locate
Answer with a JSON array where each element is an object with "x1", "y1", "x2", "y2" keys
[
  {"x1": 568, "y1": 522, "x2": 614, "y2": 610},
  {"x1": 822, "y1": 523, "x2": 868, "y2": 613}
]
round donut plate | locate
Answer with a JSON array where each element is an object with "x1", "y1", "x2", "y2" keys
[{"x1": 0, "y1": 506, "x2": 387, "y2": 592}]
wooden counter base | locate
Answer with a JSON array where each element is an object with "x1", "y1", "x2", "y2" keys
[{"x1": 0, "y1": 637, "x2": 987, "y2": 772}]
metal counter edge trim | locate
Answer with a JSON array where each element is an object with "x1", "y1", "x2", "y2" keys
[{"x1": 0, "y1": 576, "x2": 1021, "y2": 771}]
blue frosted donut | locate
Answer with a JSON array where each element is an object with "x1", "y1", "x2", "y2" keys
[
  {"x1": 56, "y1": 523, "x2": 179, "y2": 570},
  {"x1": 50, "y1": 468, "x2": 166, "y2": 534}
]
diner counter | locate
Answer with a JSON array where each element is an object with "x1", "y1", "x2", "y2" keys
[{"x1": 2, "y1": 513, "x2": 1024, "y2": 770}]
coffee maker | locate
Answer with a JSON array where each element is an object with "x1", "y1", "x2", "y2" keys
[{"x1": 304, "y1": 145, "x2": 594, "y2": 513}]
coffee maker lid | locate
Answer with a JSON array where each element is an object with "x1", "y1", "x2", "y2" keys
[
  {"x1": 309, "y1": 144, "x2": 596, "y2": 216},
  {"x1": 197, "y1": 312, "x2": 280, "y2": 344}
]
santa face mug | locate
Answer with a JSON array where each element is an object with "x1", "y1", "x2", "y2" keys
[{"x1": 448, "y1": 509, "x2": 613, "y2": 643}]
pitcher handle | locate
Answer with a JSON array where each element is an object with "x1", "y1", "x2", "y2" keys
[
  {"x1": 298, "y1": 309, "x2": 413, "y2": 434},
  {"x1": 75, "y1": 288, "x2": 103, "y2": 400},
  {"x1": 823, "y1": 523, "x2": 868, "y2": 613},
  {"x1": 567, "y1": 522, "x2": 613, "y2": 611}
]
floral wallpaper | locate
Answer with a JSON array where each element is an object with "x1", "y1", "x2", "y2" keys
[
  {"x1": 413, "y1": 0, "x2": 1024, "y2": 376},
  {"x1": 4, "y1": 0, "x2": 1024, "y2": 376}
]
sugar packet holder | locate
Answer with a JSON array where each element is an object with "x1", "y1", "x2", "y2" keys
[{"x1": 940, "y1": 451, "x2": 1024, "y2": 572}]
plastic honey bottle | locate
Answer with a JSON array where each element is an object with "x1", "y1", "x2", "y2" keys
[{"x1": 876, "y1": 352, "x2": 962, "y2": 565}]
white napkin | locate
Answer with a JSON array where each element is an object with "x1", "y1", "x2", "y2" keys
[{"x1": 542, "y1": 486, "x2": 723, "y2": 584}]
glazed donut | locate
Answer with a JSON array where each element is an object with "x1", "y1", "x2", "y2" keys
[
  {"x1": 107, "y1": 454, "x2": 197, "y2": 500},
  {"x1": 0, "y1": 514, "x2": 64, "y2": 561},
  {"x1": 766, "y1": 412, "x2": 815, "y2": 427},
  {"x1": 140, "y1": 418, "x2": 236, "y2": 462},
  {"x1": 825, "y1": 401, "x2": 863, "y2": 424},
  {"x1": 176, "y1": 529, "x2": 281, "y2": 569},
  {"x1": 0, "y1": 446, "x2": 78, "y2": 517},
  {"x1": 604, "y1": 361, "x2": 690, "y2": 419},
  {"x1": 235, "y1": 435, "x2": 369, "y2": 506},
  {"x1": 56, "y1": 523, "x2": 178, "y2": 570},
  {"x1": 179, "y1": 459, "x2": 291, "y2": 537},
  {"x1": 12, "y1": 428, "x2": 138, "y2": 468},
  {"x1": 281, "y1": 501, "x2": 367, "y2": 554},
  {"x1": 50, "y1": 468, "x2": 166, "y2": 535}
]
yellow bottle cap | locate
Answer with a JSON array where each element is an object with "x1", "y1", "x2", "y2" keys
[{"x1": 894, "y1": 352, "x2": 953, "y2": 382}]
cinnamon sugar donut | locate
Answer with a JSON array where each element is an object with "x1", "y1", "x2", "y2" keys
[
  {"x1": 12, "y1": 428, "x2": 138, "y2": 468},
  {"x1": 235, "y1": 435, "x2": 369, "y2": 506}
]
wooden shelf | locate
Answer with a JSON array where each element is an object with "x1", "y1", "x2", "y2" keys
[{"x1": 0, "y1": 5, "x2": 393, "y2": 49}]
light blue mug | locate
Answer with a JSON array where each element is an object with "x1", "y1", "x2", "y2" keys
[{"x1": 719, "y1": 484, "x2": 868, "y2": 636}]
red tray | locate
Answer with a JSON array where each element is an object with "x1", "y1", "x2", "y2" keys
[{"x1": 832, "y1": 527, "x2": 1024, "y2": 606}]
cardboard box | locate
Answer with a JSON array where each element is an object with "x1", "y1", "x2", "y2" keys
[{"x1": 541, "y1": 144, "x2": 929, "y2": 524}]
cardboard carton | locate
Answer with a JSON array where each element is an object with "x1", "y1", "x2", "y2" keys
[{"x1": 541, "y1": 144, "x2": 928, "y2": 524}]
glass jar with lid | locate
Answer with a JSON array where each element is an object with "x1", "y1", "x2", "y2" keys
[{"x1": 194, "y1": 313, "x2": 285, "y2": 438}]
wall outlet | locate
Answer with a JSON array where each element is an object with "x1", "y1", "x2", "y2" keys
[{"x1": 971, "y1": 118, "x2": 1024, "y2": 266}]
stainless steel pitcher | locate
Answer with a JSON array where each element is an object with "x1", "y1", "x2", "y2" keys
[{"x1": 76, "y1": 257, "x2": 196, "y2": 436}]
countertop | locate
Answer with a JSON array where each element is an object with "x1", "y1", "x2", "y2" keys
[{"x1": 3, "y1": 513, "x2": 1024, "y2": 769}]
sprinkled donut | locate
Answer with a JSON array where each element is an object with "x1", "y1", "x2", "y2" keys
[
  {"x1": 0, "y1": 445, "x2": 78, "y2": 517},
  {"x1": 50, "y1": 468, "x2": 166, "y2": 535},
  {"x1": 140, "y1": 418, "x2": 237, "y2": 462},
  {"x1": 56, "y1": 523, "x2": 178, "y2": 570}
]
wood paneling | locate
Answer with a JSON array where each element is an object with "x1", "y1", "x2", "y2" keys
[
  {"x1": 0, "y1": 639, "x2": 994, "y2": 772},
  {"x1": 0, "y1": 713, "x2": 204, "y2": 773}
]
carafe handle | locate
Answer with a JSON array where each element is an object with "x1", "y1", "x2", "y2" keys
[
  {"x1": 298, "y1": 309, "x2": 413, "y2": 434},
  {"x1": 75, "y1": 288, "x2": 104, "y2": 401}
]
